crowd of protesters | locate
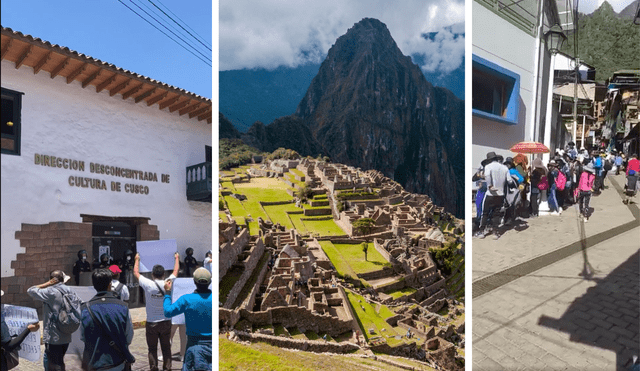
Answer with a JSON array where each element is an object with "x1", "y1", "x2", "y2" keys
[
  {"x1": 473, "y1": 141, "x2": 639, "y2": 239},
  {"x1": 1, "y1": 248, "x2": 212, "y2": 371}
]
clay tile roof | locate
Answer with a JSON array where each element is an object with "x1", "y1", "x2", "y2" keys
[{"x1": 1, "y1": 26, "x2": 211, "y2": 124}]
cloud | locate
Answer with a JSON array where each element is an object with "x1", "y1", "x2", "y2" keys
[{"x1": 220, "y1": 0, "x2": 465, "y2": 73}]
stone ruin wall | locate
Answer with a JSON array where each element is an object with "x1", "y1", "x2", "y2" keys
[
  {"x1": 373, "y1": 239, "x2": 392, "y2": 262},
  {"x1": 223, "y1": 238, "x2": 265, "y2": 309},
  {"x1": 232, "y1": 330, "x2": 359, "y2": 354},
  {"x1": 219, "y1": 227, "x2": 249, "y2": 282},
  {"x1": 241, "y1": 250, "x2": 273, "y2": 311},
  {"x1": 238, "y1": 305, "x2": 354, "y2": 337},
  {"x1": 420, "y1": 289, "x2": 447, "y2": 307}
]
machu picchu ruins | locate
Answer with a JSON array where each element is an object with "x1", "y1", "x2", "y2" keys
[{"x1": 220, "y1": 155, "x2": 465, "y2": 370}]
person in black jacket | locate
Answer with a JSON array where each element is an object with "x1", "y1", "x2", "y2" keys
[
  {"x1": 183, "y1": 248, "x2": 198, "y2": 278},
  {"x1": 72, "y1": 250, "x2": 91, "y2": 286},
  {"x1": 80, "y1": 269, "x2": 134, "y2": 371},
  {"x1": 1, "y1": 290, "x2": 40, "y2": 371}
]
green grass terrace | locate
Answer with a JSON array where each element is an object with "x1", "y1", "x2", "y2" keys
[
  {"x1": 319, "y1": 241, "x2": 391, "y2": 281},
  {"x1": 220, "y1": 169, "x2": 345, "y2": 237}
]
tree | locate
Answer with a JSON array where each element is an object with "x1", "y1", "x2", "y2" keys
[
  {"x1": 352, "y1": 218, "x2": 375, "y2": 237},
  {"x1": 362, "y1": 242, "x2": 369, "y2": 261},
  {"x1": 296, "y1": 183, "x2": 314, "y2": 202}
]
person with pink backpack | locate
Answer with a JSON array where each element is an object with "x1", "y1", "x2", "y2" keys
[
  {"x1": 577, "y1": 163, "x2": 596, "y2": 221},
  {"x1": 547, "y1": 160, "x2": 561, "y2": 215}
]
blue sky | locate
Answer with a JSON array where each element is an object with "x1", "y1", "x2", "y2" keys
[{"x1": 1, "y1": 0, "x2": 212, "y2": 98}]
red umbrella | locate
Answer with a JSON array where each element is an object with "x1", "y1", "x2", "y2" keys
[{"x1": 510, "y1": 141, "x2": 550, "y2": 153}]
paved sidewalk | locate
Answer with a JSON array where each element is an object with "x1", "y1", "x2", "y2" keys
[{"x1": 472, "y1": 173, "x2": 640, "y2": 370}]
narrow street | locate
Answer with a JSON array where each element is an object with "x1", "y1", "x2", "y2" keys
[{"x1": 472, "y1": 172, "x2": 639, "y2": 370}]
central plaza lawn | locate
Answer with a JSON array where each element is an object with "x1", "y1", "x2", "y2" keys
[{"x1": 331, "y1": 242, "x2": 391, "y2": 274}]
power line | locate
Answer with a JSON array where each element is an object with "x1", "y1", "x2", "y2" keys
[
  {"x1": 127, "y1": 0, "x2": 211, "y2": 62},
  {"x1": 116, "y1": 0, "x2": 211, "y2": 66},
  {"x1": 147, "y1": 0, "x2": 212, "y2": 51}
]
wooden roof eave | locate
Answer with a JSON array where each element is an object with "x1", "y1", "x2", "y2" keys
[{"x1": 0, "y1": 27, "x2": 211, "y2": 124}]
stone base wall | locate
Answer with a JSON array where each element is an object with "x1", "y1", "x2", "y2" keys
[
  {"x1": 2, "y1": 221, "x2": 158, "y2": 311},
  {"x1": 232, "y1": 330, "x2": 359, "y2": 353}
]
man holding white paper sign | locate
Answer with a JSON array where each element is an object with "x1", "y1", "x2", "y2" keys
[{"x1": 134, "y1": 252, "x2": 179, "y2": 371}]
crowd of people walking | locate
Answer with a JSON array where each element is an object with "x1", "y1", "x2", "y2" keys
[{"x1": 473, "y1": 142, "x2": 639, "y2": 239}]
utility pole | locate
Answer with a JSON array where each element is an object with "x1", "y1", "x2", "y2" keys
[{"x1": 572, "y1": 58, "x2": 579, "y2": 145}]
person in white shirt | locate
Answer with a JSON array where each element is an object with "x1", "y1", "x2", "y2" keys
[
  {"x1": 134, "y1": 252, "x2": 179, "y2": 371},
  {"x1": 476, "y1": 151, "x2": 509, "y2": 239},
  {"x1": 203, "y1": 250, "x2": 212, "y2": 274},
  {"x1": 109, "y1": 265, "x2": 129, "y2": 304}
]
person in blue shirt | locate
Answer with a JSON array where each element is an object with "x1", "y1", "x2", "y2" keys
[
  {"x1": 163, "y1": 268, "x2": 212, "y2": 371},
  {"x1": 615, "y1": 152, "x2": 624, "y2": 175}
]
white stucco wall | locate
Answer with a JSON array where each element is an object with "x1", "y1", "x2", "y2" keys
[
  {"x1": 472, "y1": 2, "x2": 541, "y2": 169},
  {"x1": 1, "y1": 60, "x2": 212, "y2": 277}
]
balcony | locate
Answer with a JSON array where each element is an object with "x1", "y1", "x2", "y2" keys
[{"x1": 186, "y1": 162, "x2": 212, "y2": 202}]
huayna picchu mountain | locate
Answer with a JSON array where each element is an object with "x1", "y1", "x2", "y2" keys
[{"x1": 235, "y1": 18, "x2": 464, "y2": 217}]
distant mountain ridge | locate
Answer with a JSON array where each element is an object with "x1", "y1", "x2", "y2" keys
[
  {"x1": 564, "y1": 1, "x2": 640, "y2": 82},
  {"x1": 220, "y1": 25, "x2": 464, "y2": 129},
  {"x1": 230, "y1": 18, "x2": 464, "y2": 217}
]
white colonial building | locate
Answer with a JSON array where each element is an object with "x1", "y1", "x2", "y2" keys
[{"x1": 1, "y1": 27, "x2": 212, "y2": 309}]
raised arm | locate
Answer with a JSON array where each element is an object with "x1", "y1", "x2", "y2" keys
[
  {"x1": 133, "y1": 253, "x2": 141, "y2": 280},
  {"x1": 172, "y1": 252, "x2": 180, "y2": 277}
]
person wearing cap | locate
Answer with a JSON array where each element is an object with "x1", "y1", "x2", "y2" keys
[
  {"x1": 26, "y1": 270, "x2": 73, "y2": 371},
  {"x1": 577, "y1": 163, "x2": 596, "y2": 221},
  {"x1": 134, "y1": 252, "x2": 180, "y2": 371},
  {"x1": 163, "y1": 267, "x2": 212, "y2": 371},
  {"x1": 109, "y1": 265, "x2": 129, "y2": 304},
  {"x1": 476, "y1": 151, "x2": 509, "y2": 239},
  {"x1": 502, "y1": 157, "x2": 522, "y2": 226}
]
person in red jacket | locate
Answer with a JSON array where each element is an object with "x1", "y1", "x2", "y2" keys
[{"x1": 626, "y1": 154, "x2": 639, "y2": 176}]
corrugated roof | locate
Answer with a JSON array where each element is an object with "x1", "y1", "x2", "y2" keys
[{"x1": 1, "y1": 26, "x2": 212, "y2": 124}]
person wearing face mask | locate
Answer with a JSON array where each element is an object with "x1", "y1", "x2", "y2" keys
[{"x1": 72, "y1": 249, "x2": 91, "y2": 286}]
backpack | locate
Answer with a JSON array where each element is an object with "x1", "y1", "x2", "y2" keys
[
  {"x1": 538, "y1": 175, "x2": 549, "y2": 191},
  {"x1": 594, "y1": 157, "x2": 602, "y2": 169},
  {"x1": 555, "y1": 171, "x2": 567, "y2": 191},
  {"x1": 604, "y1": 160, "x2": 612, "y2": 171},
  {"x1": 52, "y1": 286, "x2": 82, "y2": 334},
  {"x1": 113, "y1": 282, "x2": 124, "y2": 298}
]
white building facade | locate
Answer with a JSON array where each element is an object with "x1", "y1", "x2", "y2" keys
[
  {"x1": 1, "y1": 27, "x2": 212, "y2": 308},
  {"x1": 472, "y1": 0, "x2": 568, "y2": 169}
]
